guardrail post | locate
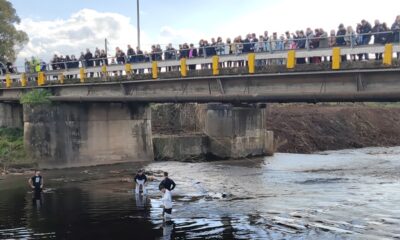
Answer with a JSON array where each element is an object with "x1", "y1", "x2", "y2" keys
[
  {"x1": 332, "y1": 47, "x2": 341, "y2": 70},
  {"x1": 180, "y1": 58, "x2": 187, "y2": 77},
  {"x1": 287, "y1": 50, "x2": 296, "y2": 69},
  {"x1": 248, "y1": 53, "x2": 256, "y2": 74},
  {"x1": 212, "y1": 56, "x2": 219, "y2": 75},
  {"x1": 383, "y1": 43, "x2": 393, "y2": 66},
  {"x1": 152, "y1": 61, "x2": 158, "y2": 79},
  {"x1": 21, "y1": 73, "x2": 27, "y2": 87},
  {"x1": 59, "y1": 74, "x2": 65, "y2": 84},
  {"x1": 38, "y1": 72, "x2": 45, "y2": 86},
  {"x1": 79, "y1": 68, "x2": 85, "y2": 83},
  {"x1": 5, "y1": 74, "x2": 12, "y2": 88},
  {"x1": 125, "y1": 63, "x2": 132, "y2": 75}
]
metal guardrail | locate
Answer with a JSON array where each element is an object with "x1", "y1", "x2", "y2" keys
[{"x1": 0, "y1": 44, "x2": 399, "y2": 85}]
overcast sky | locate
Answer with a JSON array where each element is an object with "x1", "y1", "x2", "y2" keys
[{"x1": 9, "y1": 0, "x2": 400, "y2": 67}]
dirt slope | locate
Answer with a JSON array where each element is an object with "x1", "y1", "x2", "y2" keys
[{"x1": 267, "y1": 104, "x2": 400, "y2": 153}]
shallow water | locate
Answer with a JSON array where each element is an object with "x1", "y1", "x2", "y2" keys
[{"x1": 1, "y1": 147, "x2": 400, "y2": 239}]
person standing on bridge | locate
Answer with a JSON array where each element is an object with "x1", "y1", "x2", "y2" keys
[
  {"x1": 28, "y1": 170, "x2": 44, "y2": 195},
  {"x1": 159, "y1": 172, "x2": 176, "y2": 192},
  {"x1": 134, "y1": 169, "x2": 148, "y2": 195},
  {"x1": 391, "y1": 15, "x2": 400, "y2": 59}
]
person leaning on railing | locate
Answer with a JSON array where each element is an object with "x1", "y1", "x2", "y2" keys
[
  {"x1": 345, "y1": 26, "x2": 357, "y2": 61},
  {"x1": 391, "y1": 15, "x2": 400, "y2": 59}
]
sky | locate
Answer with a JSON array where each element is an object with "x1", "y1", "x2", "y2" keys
[{"x1": 9, "y1": 0, "x2": 400, "y2": 67}]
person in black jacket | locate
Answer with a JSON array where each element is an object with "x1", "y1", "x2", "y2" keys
[
  {"x1": 336, "y1": 24, "x2": 347, "y2": 62},
  {"x1": 159, "y1": 172, "x2": 176, "y2": 192},
  {"x1": 360, "y1": 20, "x2": 372, "y2": 60},
  {"x1": 84, "y1": 49, "x2": 94, "y2": 77},
  {"x1": 135, "y1": 169, "x2": 148, "y2": 195},
  {"x1": 296, "y1": 31, "x2": 307, "y2": 64},
  {"x1": 84, "y1": 49, "x2": 94, "y2": 67},
  {"x1": 28, "y1": 170, "x2": 44, "y2": 194}
]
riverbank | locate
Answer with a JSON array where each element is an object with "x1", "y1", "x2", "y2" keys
[
  {"x1": 267, "y1": 103, "x2": 400, "y2": 153},
  {"x1": 0, "y1": 127, "x2": 34, "y2": 173}
]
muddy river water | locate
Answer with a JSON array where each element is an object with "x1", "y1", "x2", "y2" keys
[{"x1": 1, "y1": 147, "x2": 400, "y2": 239}]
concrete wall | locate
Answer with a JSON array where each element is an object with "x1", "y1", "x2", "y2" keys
[
  {"x1": 24, "y1": 103, "x2": 153, "y2": 168},
  {"x1": 0, "y1": 103, "x2": 23, "y2": 128},
  {"x1": 151, "y1": 103, "x2": 206, "y2": 134},
  {"x1": 205, "y1": 104, "x2": 272, "y2": 159},
  {"x1": 153, "y1": 134, "x2": 208, "y2": 161},
  {"x1": 152, "y1": 103, "x2": 274, "y2": 161}
]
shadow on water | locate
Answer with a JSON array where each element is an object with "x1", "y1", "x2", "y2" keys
[{"x1": 1, "y1": 147, "x2": 400, "y2": 239}]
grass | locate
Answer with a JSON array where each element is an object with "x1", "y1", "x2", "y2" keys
[
  {"x1": 20, "y1": 89, "x2": 52, "y2": 106},
  {"x1": 0, "y1": 127, "x2": 33, "y2": 171}
]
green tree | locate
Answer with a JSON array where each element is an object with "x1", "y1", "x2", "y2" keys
[{"x1": 0, "y1": 0, "x2": 28, "y2": 63}]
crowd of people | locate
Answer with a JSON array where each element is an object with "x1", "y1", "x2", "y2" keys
[{"x1": 3, "y1": 15, "x2": 399, "y2": 76}]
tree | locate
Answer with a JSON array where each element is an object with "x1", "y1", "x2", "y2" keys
[{"x1": 0, "y1": 0, "x2": 28, "y2": 63}]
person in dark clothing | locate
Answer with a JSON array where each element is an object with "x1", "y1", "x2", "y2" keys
[
  {"x1": 296, "y1": 31, "x2": 307, "y2": 64},
  {"x1": 372, "y1": 20, "x2": 384, "y2": 60},
  {"x1": 28, "y1": 170, "x2": 44, "y2": 194},
  {"x1": 84, "y1": 49, "x2": 94, "y2": 77},
  {"x1": 242, "y1": 34, "x2": 252, "y2": 53},
  {"x1": 84, "y1": 49, "x2": 94, "y2": 67},
  {"x1": 391, "y1": 15, "x2": 400, "y2": 59},
  {"x1": 6, "y1": 62, "x2": 15, "y2": 74},
  {"x1": 159, "y1": 172, "x2": 176, "y2": 191},
  {"x1": 127, "y1": 45, "x2": 136, "y2": 63},
  {"x1": 360, "y1": 20, "x2": 372, "y2": 60},
  {"x1": 336, "y1": 24, "x2": 347, "y2": 62},
  {"x1": 188, "y1": 43, "x2": 198, "y2": 70},
  {"x1": 135, "y1": 169, "x2": 148, "y2": 194}
]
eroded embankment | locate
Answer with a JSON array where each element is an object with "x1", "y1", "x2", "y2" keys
[{"x1": 267, "y1": 103, "x2": 400, "y2": 153}]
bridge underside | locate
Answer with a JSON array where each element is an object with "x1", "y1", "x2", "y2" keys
[{"x1": 1, "y1": 68, "x2": 400, "y2": 104}]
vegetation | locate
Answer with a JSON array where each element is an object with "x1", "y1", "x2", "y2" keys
[
  {"x1": 0, "y1": 0, "x2": 28, "y2": 62},
  {"x1": 0, "y1": 127, "x2": 29, "y2": 171},
  {"x1": 20, "y1": 89, "x2": 52, "y2": 105}
]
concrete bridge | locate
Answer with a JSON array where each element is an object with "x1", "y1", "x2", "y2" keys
[{"x1": 0, "y1": 44, "x2": 399, "y2": 168}]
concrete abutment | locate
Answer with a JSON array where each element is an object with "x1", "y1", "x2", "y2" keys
[
  {"x1": 1, "y1": 101, "x2": 273, "y2": 167},
  {"x1": 153, "y1": 103, "x2": 274, "y2": 161},
  {"x1": 23, "y1": 103, "x2": 154, "y2": 168},
  {"x1": 0, "y1": 102, "x2": 23, "y2": 128}
]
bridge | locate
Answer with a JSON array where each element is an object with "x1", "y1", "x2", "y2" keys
[{"x1": 0, "y1": 44, "x2": 399, "y2": 168}]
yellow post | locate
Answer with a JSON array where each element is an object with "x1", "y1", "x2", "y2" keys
[
  {"x1": 287, "y1": 50, "x2": 296, "y2": 69},
  {"x1": 59, "y1": 74, "x2": 65, "y2": 84},
  {"x1": 102, "y1": 65, "x2": 107, "y2": 75},
  {"x1": 125, "y1": 64, "x2": 132, "y2": 74},
  {"x1": 38, "y1": 72, "x2": 45, "y2": 86},
  {"x1": 332, "y1": 47, "x2": 341, "y2": 70},
  {"x1": 180, "y1": 58, "x2": 187, "y2": 77},
  {"x1": 212, "y1": 56, "x2": 219, "y2": 75},
  {"x1": 5, "y1": 74, "x2": 12, "y2": 88},
  {"x1": 152, "y1": 61, "x2": 158, "y2": 79},
  {"x1": 383, "y1": 43, "x2": 393, "y2": 66},
  {"x1": 79, "y1": 68, "x2": 85, "y2": 83},
  {"x1": 21, "y1": 73, "x2": 27, "y2": 87},
  {"x1": 248, "y1": 53, "x2": 256, "y2": 74}
]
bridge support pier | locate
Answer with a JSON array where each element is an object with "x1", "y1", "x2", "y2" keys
[
  {"x1": 0, "y1": 102, "x2": 23, "y2": 128},
  {"x1": 205, "y1": 103, "x2": 274, "y2": 158},
  {"x1": 24, "y1": 103, "x2": 153, "y2": 168}
]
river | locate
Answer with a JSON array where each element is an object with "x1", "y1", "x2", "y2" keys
[{"x1": 1, "y1": 147, "x2": 400, "y2": 239}]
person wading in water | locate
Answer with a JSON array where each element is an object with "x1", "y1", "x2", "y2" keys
[
  {"x1": 158, "y1": 172, "x2": 176, "y2": 192},
  {"x1": 134, "y1": 169, "x2": 148, "y2": 195}
]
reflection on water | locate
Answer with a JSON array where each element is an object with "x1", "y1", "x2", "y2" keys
[{"x1": 1, "y1": 147, "x2": 400, "y2": 239}]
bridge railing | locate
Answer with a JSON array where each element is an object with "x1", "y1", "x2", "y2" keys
[{"x1": 0, "y1": 42, "x2": 399, "y2": 88}]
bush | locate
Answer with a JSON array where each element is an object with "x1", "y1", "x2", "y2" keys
[
  {"x1": 0, "y1": 127, "x2": 27, "y2": 170},
  {"x1": 20, "y1": 89, "x2": 52, "y2": 105}
]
